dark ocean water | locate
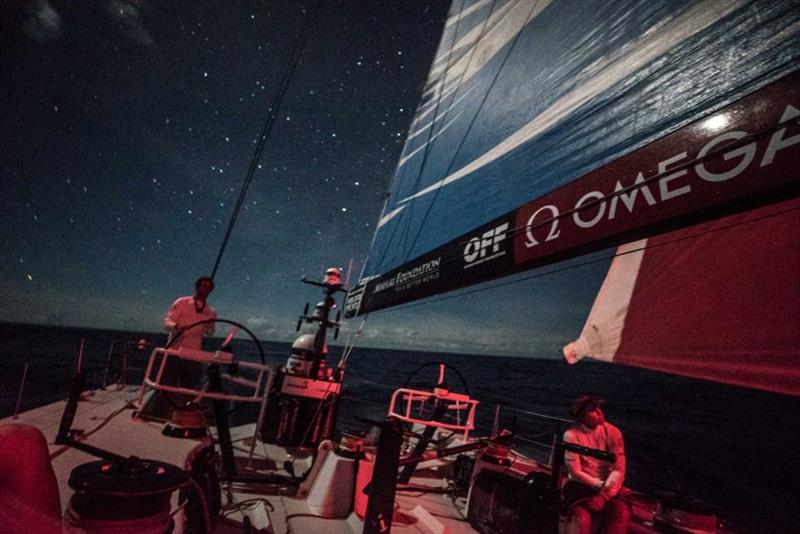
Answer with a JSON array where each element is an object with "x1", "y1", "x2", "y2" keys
[{"x1": 1, "y1": 322, "x2": 798, "y2": 533}]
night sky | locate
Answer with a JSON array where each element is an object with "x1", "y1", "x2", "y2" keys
[{"x1": 1, "y1": 1, "x2": 608, "y2": 357}]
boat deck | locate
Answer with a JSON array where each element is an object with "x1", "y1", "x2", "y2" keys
[
  {"x1": 2, "y1": 386, "x2": 479, "y2": 533},
  {"x1": 2, "y1": 383, "x2": 695, "y2": 534}
]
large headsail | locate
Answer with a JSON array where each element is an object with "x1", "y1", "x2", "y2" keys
[
  {"x1": 563, "y1": 197, "x2": 800, "y2": 396},
  {"x1": 346, "y1": 0, "x2": 800, "y2": 318}
]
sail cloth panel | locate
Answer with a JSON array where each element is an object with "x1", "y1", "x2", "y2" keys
[
  {"x1": 348, "y1": 0, "x2": 800, "y2": 318},
  {"x1": 347, "y1": 70, "x2": 800, "y2": 317},
  {"x1": 563, "y1": 198, "x2": 800, "y2": 397}
]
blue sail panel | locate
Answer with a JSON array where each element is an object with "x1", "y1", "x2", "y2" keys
[{"x1": 365, "y1": 0, "x2": 800, "y2": 281}]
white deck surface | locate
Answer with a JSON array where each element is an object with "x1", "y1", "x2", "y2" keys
[{"x1": 3, "y1": 387, "x2": 481, "y2": 533}]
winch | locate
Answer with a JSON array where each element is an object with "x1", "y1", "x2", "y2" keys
[{"x1": 64, "y1": 458, "x2": 188, "y2": 533}]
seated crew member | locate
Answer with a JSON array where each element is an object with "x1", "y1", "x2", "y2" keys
[
  {"x1": 0, "y1": 424, "x2": 62, "y2": 534},
  {"x1": 563, "y1": 395, "x2": 631, "y2": 534}
]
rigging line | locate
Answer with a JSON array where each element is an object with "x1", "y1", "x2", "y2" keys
[
  {"x1": 49, "y1": 400, "x2": 137, "y2": 461},
  {"x1": 339, "y1": 314, "x2": 369, "y2": 370},
  {"x1": 209, "y1": 1, "x2": 320, "y2": 280},
  {"x1": 369, "y1": 0, "x2": 468, "y2": 275},
  {"x1": 397, "y1": 0, "x2": 493, "y2": 261},
  {"x1": 370, "y1": 203, "x2": 800, "y2": 316},
  {"x1": 403, "y1": 0, "x2": 539, "y2": 263},
  {"x1": 358, "y1": 194, "x2": 391, "y2": 282}
]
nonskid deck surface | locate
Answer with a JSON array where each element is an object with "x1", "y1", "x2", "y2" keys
[
  {"x1": 217, "y1": 423, "x2": 477, "y2": 533},
  {"x1": 2, "y1": 386, "x2": 202, "y2": 516},
  {"x1": 4, "y1": 387, "x2": 479, "y2": 533}
]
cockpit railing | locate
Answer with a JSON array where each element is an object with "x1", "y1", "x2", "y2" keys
[
  {"x1": 137, "y1": 345, "x2": 277, "y2": 467},
  {"x1": 138, "y1": 346, "x2": 274, "y2": 404}
]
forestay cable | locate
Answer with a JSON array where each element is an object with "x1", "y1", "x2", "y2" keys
[{"x1": 210, "y1": 2, "x2": 320, "y2": 279}]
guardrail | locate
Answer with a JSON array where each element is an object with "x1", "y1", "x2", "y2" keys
[{"x1": 10, "y1": 336, "x2": 149, "y2": 419}]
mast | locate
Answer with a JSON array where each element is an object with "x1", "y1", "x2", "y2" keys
[{"x1": 302, "y1": 267, "x2": 345, "y2": 379}]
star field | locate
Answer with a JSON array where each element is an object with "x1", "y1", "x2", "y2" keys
[
  {"x1": 1, "y1": 1, "x2": 606, "y2": 355},
  {"x1": 0, "y1": 1, "x2": 450, "y2": 333}
]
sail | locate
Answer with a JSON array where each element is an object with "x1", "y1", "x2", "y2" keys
[
  {"x1": 563, "y1": 197, "x2": 800, "y2": 396},
  {"x1": 346, "y1": 0, "x2": 800, "y2": 318}
]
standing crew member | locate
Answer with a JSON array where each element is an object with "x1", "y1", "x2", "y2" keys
[
  {"x1": 143, "y1": 276, "x2": 217, "y2": 418},
  {"x1": 164, "y1": 276, "x2": 216, "y2": 350}
]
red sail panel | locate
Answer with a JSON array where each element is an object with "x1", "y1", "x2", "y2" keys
[{"x1": 609, "y1": 198, "x2": 800, "y2": 396}]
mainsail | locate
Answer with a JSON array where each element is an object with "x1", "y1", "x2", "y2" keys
[{"x1": 344, "y1": 0, "x2": 800, "y2": 391}]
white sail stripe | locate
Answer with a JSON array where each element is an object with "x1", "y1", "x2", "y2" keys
[
  {"x1": 396, "y1": 85, "x2": 452, "y2": 174},
  {"x1": 400, "y1": 0, "x2": 744, "y2": 205},
  {"x1": 414, "y1": 0, "x2": 550, "y2": 137},
  {"x1": 380, "y1": 1, "x2": 552, "y2": 230},
  {"x1": 406, "y1": 86, "x2": 476, "y2": 141},
  {"x1": 424, "y1": 1, "x2": 537, "y2": 113},
  {"x1": 444, "y1": 0, "x2": 494, "y2": 30},
  {"x1": 378, "y1": 205, "x2": 406, "y2": 228},
  {"x1": 418, "y1": 80, "x2": 445, "y2": 117},
  {"x1": 434, "y1": 0, "x2": 499, "y2": 68},
  {"x1": 405, "y1": 97, "x2": 440, "y2": 162},
  {"x1": 406, "y1": 114, "x2": 435, "y2": 142},
  {"x1": 399, "y1": 109, "x2": 465, "y2": 167},
  {"x1": 378, "y1": 107, "x2": 465, "y2": 229},
  {"x1": 416, "y1": 2, "x2": 540, "y2": 132},
  {"x1": 421, "y1": 86, "x2": 436, "y2": 100},
  {"x1": 432, "y1": 47, "x2": 457, "y2": 70},
  {"x1": 430, "y1": 0, "x2": 540, "y2": 80},
  {"x1": 414, "y1": 78, "x2": 477, "y2": 131},
  {"x1": 421, "y1": 76, "x2": 443, "y2": 99},
  {"x1": 563, "y1": 239, "x2": 648, "y2": 364}
]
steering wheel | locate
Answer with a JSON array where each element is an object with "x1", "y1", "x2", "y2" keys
[
  {"x1": 398, "y1": 362, "x2": 472, "y2": 446},
  {"x1": 402, "y1": 361, "x2": 470, "y2": 396},
  {"x1": 161, "y1": 318, "x2": 267, "y2": 415},
  {"x1": 166, "y1": 318, "x2": 266, "y2": 363}
]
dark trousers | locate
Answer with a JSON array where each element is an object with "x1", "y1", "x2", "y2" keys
[
  {"x1": 563, "y1": 481, "x2": 630, "y2": 534},
  {"x1": 141, "y1": 357, "x2": 204, "y2": 419}
]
